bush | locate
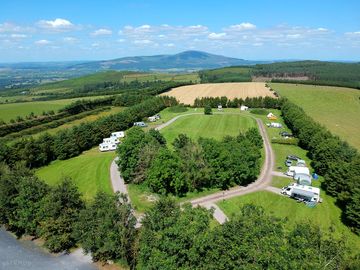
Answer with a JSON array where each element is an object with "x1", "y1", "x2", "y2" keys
[
  {"x1": 271, "y1": 138, "x2": 299, "y2": 145},
  {"x1": 204, "y1": 105, "x2": 212, "y2": 115}
]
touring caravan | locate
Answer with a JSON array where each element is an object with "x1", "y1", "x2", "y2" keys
[{"x1": 286, "y1": 166, "x2": 310, "y2": 177}]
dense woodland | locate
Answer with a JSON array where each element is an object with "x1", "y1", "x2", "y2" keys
[
  {"x1": 0, "y1": 166, "x2": 357, "y2": 269},
  {"x1": 117, "y1": 127, "x2": 263, "y2": 195},
  {"x1": 200, "y1": 61, "x2": 360, "y2": 89},
  {"x1": 281, "y1": 100, "x2": 360, "y2": 234}
]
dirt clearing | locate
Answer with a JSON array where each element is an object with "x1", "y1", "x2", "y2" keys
[{"x1": 161, "y1": 82, "x2": 275, "y2": 105}]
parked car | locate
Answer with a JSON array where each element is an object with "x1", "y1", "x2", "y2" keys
[
  {"x1": 279, "y1": 131, "x2": 293, "y2": 137},
  {"x1": 285, "y1": 159, "x2": 292, "y2": 167},
  {"x1": 287, "y1": 155, "x2": 300, "y2": 161}
]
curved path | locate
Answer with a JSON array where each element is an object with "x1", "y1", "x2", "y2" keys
[{"x1": 110, "y1": 112, "x2": 275, "y2": 225}]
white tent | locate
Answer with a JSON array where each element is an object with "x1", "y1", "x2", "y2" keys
[{"x1": 240, "y1": 105, "x2": 248, "y2": 111}]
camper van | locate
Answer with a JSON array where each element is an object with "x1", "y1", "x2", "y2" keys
[
  {"x1": 133, "y1": 121, "x2": 147, "y2": 127},
  {"x1": 281, "y1": 183, "x2": 320, "y2": 203}
]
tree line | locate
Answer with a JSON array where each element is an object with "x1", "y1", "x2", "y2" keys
[
  {"x1": 193, "y1": 96, "x2": 283, "y2": 108},
  {"x1": 0, "y1": 96, "x2": 115, "y2": 137},
  {"x1": 0, "y1": 96, "x2": 177, "y2": 168},
  {"x1": 2, "y1": 165, "x2": 355, "y2": 269},
  {"x1": 117, "y1": 127, "x2": 263, "y2": 196},
  {"x1": 281, "y1": 100, "x2": 360, "y2": 234}
]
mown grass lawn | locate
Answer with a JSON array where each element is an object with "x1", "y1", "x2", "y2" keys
[
  {"x1": 35, "y1": 147, "x2": 115, "y2": 201},
  {"x1": 160, "y1": 113, "x2": 256, "y2": 145},
  {"x1": 217, "y1": 190, "x2": 360, "y2": 254},
  {"x1": 271, "y1": 83, "x2": 360, "y2": 150}
]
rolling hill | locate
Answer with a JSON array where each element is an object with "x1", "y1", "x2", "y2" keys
[{"x1": 70, "y1": 50, "x2": 266, "y2": 72}]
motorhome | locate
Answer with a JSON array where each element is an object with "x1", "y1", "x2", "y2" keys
[{"x1": 281, "y1": 183, "x2": 320, "y2": 203}]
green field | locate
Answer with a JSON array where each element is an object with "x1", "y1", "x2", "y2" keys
[
  {"x1": 33, "y1": 106, "x2": 124, "y2": 138},
  {"x1": 160, "y1": 113, "x2": 256, "y2": 144},
  {"x1": 31, "y1": 70, "x2": 199, "y2": 94},
  {"x1": 271, "y1": 83, "x2": 360, "y2": 150},
  {"x1": 0, "y1": 95, "x2": 108, "y2": 123},
  {"x1": 36, "y1": 147, "x2": 115, "y2": 200},
  {"x1": 217, "y1": 190, "x2": 360, "y2": 254}
]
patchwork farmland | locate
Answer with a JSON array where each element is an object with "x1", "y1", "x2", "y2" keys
[{"x1": 161, "y1": 82, "x2": 275, "y2": 105}]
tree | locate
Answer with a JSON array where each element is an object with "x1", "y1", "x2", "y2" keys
[
  {"x1": 76, "y1": 192, "x2": 136, "y2": 264},
  {"x1": 138, "y1": 198, "x2": 212, "y2": 269},
  {"x1": 39, "y1": 178, "x2": 84, "y2": 253},
  {"x1": 12, "y1": 176, "x2": 49, "y2": 237},
  {"x1": 146, "y1": 148, "x2": 185, "y2": 195},
  {"x1": 204, "y1": 105, "x2": 212, "y2": 115}
]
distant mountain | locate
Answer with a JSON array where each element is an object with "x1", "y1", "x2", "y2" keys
[{"x1": 70, "y1": 51, "x2": 267, "y2": 72}]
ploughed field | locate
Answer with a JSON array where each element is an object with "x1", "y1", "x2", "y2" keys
[
  {"x1": 161, "y1": 82, "x2": 275, "y2": 105},
  {"x1": 271, "y1": 83, "x2": 360, "y2": 150}
]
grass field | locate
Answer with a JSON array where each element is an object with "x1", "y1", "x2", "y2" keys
[
  {"x1": 36, "y1": 147, "x2": 115, "y2": 201},
  {"x1": 160, "y1": 113, "x2": 256, "y2": 144},
  {"x1": 33, "y1": 106, "x2": 124, "y2": 138},
  {"x1": 0, "y1": 95, "x2": 108, "y2": 123},
  {"x1": 31, "y1": 71, "x2": 199, "y2": 94},
  {"x1": 217, "y1": 190, "x2": 360, "y2": 254},
  {"x1": 161, "y1": 82, "x2": 275, "y2": 105},
  {"x1": 271, "y1": 83, "x2": 360, "y2": 150}
]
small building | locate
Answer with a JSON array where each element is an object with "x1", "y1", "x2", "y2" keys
[
  {"x1": 267, "y1": 112, "x2": 277, "y2": 120},
  {"x1": 134, "y1": 121, "x2": 147, "y2": 127},
  {"x1": 240, "y1": 105, "x2": 249, "y2": 111},
  {"x1": 217, "y1": 105, "x2": 223, "y2": 111}
]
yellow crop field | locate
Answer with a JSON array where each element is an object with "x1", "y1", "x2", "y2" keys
[{"x1": 161, "y1": 82, "x2": 275, "y2": 105}]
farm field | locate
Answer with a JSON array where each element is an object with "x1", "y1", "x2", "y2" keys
[
  {"x1": 35, "y1": 147, "x2": 115, "y2": 201},
  {"x1": 217, "y1": 190, "x2": 360, "y2": 254},
  {"x1": 0, "y1": 95, "x2": 109, "y2": 123},
  {"x1": 160, "y1": 113, "x2": 256, "y2": 145},
  {"x1": 33, "y1": 106, "x2": 124, "y2": 138},
  {"x1": 161, "y1": 82, "x2": 275, "y2": 105},
  {"x1": 271, "y1": 83, "x2": 360, "y2": 150}
]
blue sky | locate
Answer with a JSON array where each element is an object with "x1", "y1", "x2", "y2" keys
[{"x1": 0, "y1": 0, "x2": 359, "y2": 62}]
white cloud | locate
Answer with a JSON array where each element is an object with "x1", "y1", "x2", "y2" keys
[
  {"x1": 164, "y1": 43, "x2": 175, "y2": 47},
  {"x1": 37, "y1": 18, "x2": 74, "y2": 31},
  {"x1": 286, "y1": 34, "x2": 301, "y2": 39},
  {"x1": 117, "y1": 38, "x2": 126, "y2": 42},
  {"x1": 10, "y1": 34, "x2": 27, "y2": 39},
  {"x1": 133, "y1": 39, "x2": 153, "y2": 44},
  {"x1": 228, "y1": 22, "x2": 256, "y2": 31},
  {"x1": 35, "y1": 39, "x2": 51, "y2": 45},
  {"x1": 208, "y1": 32, "x2": 227, "y2": 40},
  {"x1": 0, "y1": 22, "x2": 33, "y2": 33},
  {"x1": 91, "y1": 28, "x2": 112, "y2": 36},
  {"x1": 253, "y1": 42, "x2": 263, "y2": 46},
  {"x1": 63, "y1": 37, "x2": 78, "y2": 43}
]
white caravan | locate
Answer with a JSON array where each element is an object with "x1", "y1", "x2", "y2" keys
[
  {"x1": 111, "y1": 131, "x2": 125, "y2": 138},
  {"x1": 99, "y1": 136, "x2": 118, "y2": 152},
  {"x1": 281, "y1": 183, "x2": 320, "y2": 203},
  {"x1": 286, "y1": 166, "x2": 310, "y2": 177}
]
